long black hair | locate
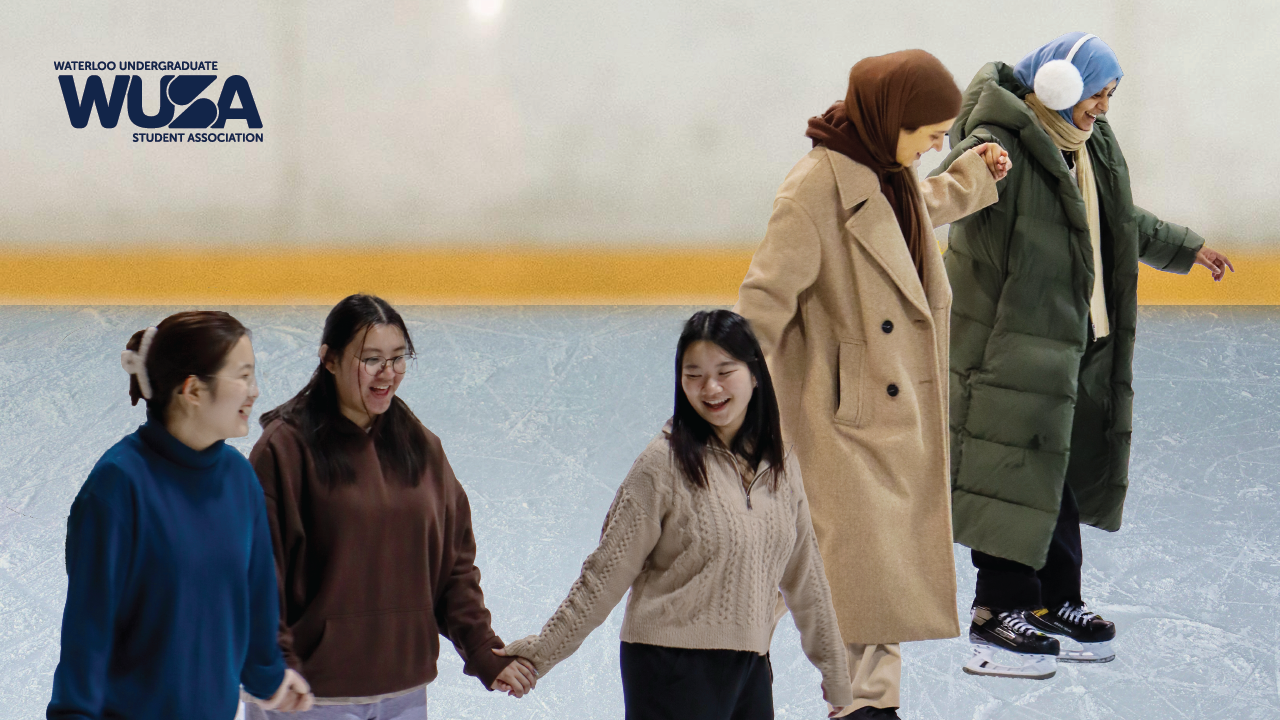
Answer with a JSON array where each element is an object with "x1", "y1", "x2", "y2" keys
[
  {"x1": 260, "y1": 294, "x2": 429, "y2": 488},
  {"x1": 669, "y1": 309, "x2": 786, "y2": 492}
]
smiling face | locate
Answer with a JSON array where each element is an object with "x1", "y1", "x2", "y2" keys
[
  {"x1": 680, "y1": 340, "x2": 757, "y2": 446},
  {"x1": 896, "y1": 117, "x2": 955, "y2": 167},
  {"x1": 183, "y1": 334, "x2": 259, "y2": 441},
  {"x1": 324, "y1": 323, "x2": 406, "y2": 429},
  {"x1": 1072, "y1": 80, "x2": 1117, "y2": 131}
]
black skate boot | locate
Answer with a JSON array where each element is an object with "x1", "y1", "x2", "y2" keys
[
  {"x1": 963, "y1": 606, "x2": 1059, "y2": 679},
  {"x1": 1026, "y1": 601, "x2": 1116, "y2": 663}
]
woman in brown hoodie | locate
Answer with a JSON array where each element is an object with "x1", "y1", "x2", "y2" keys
[{"x1": 245, "y1": 294, "x2": 536, "y2": 719}]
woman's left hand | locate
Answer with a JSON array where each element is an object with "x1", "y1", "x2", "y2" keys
[
  {"x1": 971, "y1": 142, "x2": 1011, "y2": 181},
  {"x1": 1195, "y1": 246, "x2": 1235, "y2": 281}
]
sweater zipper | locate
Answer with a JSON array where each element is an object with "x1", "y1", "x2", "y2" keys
[{"x1": 716, "y1": 446, "x2": 762, "y2": 510}]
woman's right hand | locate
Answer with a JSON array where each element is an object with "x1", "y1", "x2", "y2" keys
[
  {"x1": 258, "y1": 668, "x2": 314, "y2": 713},
  {"x1": 971, "y1": 142, "x2": 1011, "y2": 181},
  {"x1": 490, "y1": 647, "x2": 539, "y2": 697}
]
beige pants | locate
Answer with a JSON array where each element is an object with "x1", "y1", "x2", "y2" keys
[
  {"x1": 832, "y1": 643, "x2": 901, "y2": 716},
  {"x1": 769, "y1": 597, "x2": 901, "y2": 714}
]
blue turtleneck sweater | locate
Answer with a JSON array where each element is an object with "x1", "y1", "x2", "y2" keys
[{"x1": 47, "y1": 414, "x2": 286, "y2": 720}]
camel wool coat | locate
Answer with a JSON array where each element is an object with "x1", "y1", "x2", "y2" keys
[{"x1": 734, "y1": 146, "x2": 997, "y2": 644}]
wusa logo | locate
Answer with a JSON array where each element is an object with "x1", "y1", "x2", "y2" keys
[{"x1": 57, "y1": 61, "x2": 263, "y2": 143}]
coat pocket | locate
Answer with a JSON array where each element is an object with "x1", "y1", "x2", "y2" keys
[{"x1": 834, "y1": 339, "x2": 865, "y2": 427}]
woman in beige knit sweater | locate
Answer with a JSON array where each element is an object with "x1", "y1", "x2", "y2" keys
[{"x1": 497, "y1": 309, "x2": 853, "y2": 719}]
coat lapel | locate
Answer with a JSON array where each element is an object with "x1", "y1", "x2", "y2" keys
[
  {"x1": 846, "y1": 198, "x2": 931, "y2": 318},
  {"x1": 827, "y1": 149, "x2": 932, "y2": 318}
]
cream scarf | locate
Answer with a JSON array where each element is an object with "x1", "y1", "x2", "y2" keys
[{"x1": 1025, "y1": 93, "x2": 1110, "y2": 338}]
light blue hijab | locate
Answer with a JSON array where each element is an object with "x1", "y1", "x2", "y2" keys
[{"x1": 1014, "y1": 32, "x2": 1124, "y2": 127}]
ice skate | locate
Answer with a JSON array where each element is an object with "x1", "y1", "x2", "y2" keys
[
  {"x1": 1027, "y1": 601, "x2": 1116, "y2": 663},
  {"x1": 963, "y1": 606, "x2": 1059, "y2": 679}
]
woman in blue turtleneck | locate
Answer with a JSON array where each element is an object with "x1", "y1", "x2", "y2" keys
[{"x1": 48, "y1": 311, "x2": 313, "y2": 720}]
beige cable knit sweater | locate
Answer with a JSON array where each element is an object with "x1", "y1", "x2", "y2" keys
[{"x1": 503, "y1": 427, "x2": 854, "y2": 707}]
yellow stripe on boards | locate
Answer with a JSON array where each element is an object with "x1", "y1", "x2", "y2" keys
[
  {"x1": 0, "y1": 248, "x2": 754, "y2": 305},
  {"x1": 0, "y1": 247, "x2": 1271, "y2": 305}
]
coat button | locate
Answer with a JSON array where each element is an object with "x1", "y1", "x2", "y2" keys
[
  {"x1": 887, "y1": 384, "x2": 899, "y2": 397},
  {"x1": 882, "y1": 320, "x2": 894, "y2": 333}
]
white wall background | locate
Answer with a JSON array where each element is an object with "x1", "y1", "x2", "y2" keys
[{"x1": 2, "y1": 0, "x2": 1276, "y2": 248}]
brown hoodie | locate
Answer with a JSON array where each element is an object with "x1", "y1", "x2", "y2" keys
[{"x1": 248, "y1": 416, "x2": 513, "y2": 699}]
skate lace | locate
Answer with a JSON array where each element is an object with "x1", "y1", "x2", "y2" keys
[
  {"x1": 1059, "y1": 603, "x2": 1098, "y2": 626},
  {"x1": 1001, "y1": 611, "x2": 1040, "y2": 637}
]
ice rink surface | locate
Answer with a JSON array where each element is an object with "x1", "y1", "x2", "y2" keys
[{"x1": 1, "y1": 305, "x2": 1277, "y2": 720}]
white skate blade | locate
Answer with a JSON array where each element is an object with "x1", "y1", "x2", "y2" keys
[
  {"x1": 1057, "y1": 638, "x2": 1114, "y2": 663},
  {"x1": 963, "y1": 642, "x2": 1057, "y2": 679}
]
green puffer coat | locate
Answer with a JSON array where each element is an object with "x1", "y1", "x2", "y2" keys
[{"x1": 932, "y1": 62, "x2": 1203, "y2": 568}]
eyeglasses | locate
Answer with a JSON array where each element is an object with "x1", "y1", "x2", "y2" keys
[{"x1": 358, "y1": 354, "x2": 414, "y2": 375}]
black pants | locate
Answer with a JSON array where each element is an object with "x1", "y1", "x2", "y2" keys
[
  {"x1": 620, "y1": 642, "x2": 773, "y2": 720},
  {"x1": 972, "y1": 483, "x2": 1084, "y2": 611}
]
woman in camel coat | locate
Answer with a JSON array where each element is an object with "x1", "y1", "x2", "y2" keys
[{"x1": 734, "y1": 50, "x2": 1005, "y2": 719}]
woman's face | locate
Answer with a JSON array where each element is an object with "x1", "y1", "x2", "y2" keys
[
  {"x1": 896, "y1": 118, "x2": 956, "y2": 167},
  {"x1": 323, "y1": 323, "x2": 407, "y2": 429},
  {"x1": 1072, "y1": 80, "x2": 1117, "y2": 131},
  {"x1": 680, "y1": 340, "x2": 756, "y2": 445},
  {"x1": 200, "y1": 335, "x2": 260, "y2": 440}
]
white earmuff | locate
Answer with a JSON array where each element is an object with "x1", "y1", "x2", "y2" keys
[{"x1": 1033, "y1": 33, "x2": 1096, "y2": 111}]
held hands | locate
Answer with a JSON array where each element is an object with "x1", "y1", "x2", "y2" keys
[
  {"x1": 971, "y1": 142, "x2": 1012, "y2": 181},
  {"x1": 256, "y1": 668, "x2": 314, "y2": 713},
  {"x1": 1194, "y1": 246, "x2": 1235, "y2": 281},
  {"x1": 490, "y1": 647, "x2": 539, "y2": 698}
]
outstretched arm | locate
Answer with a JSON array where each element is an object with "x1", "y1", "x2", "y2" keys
[
  {"x1": 1134, "y1": 206, "x2": 1233, "y2": 280},
  {"x1": 1134, "y1": 206, "x2": 1206, "y2": 273},
  {"x1": 499, "y1": 448, "x2": 668, "y2": 677},
  {"x1": 920, "y1": 142, "x2": 1003, "y2": 227}
]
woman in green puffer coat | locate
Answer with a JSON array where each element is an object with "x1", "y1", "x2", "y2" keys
[{"x1": 932, "y1": 32, "x2": 1234, "y2": 678}]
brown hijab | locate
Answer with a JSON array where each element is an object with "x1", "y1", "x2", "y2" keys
[{"x1": 806, "y1": 49, "x2": 962, "y2": 278}]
